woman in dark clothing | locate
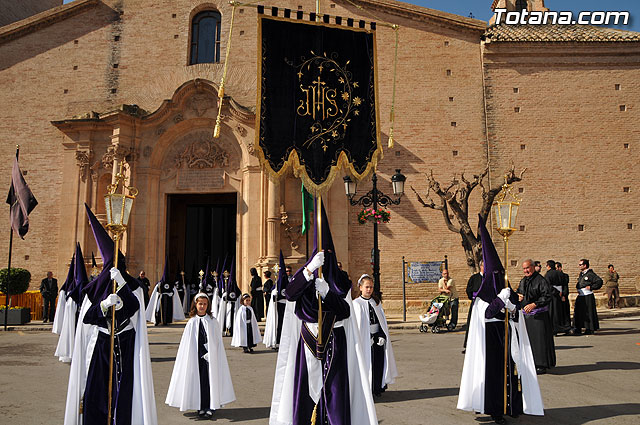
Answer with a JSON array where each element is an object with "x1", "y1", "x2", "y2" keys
[
  {"x1": 249, "y1": 268, "x2": 264, "y2": 321},
  {"x1": 263, "y1": 270, "x2": 274, "y2": 316}
]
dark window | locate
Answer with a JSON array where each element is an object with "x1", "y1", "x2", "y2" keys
[
  {"x1": 515, "y1": 0, "x2": 528, "y2": 11},
  {"x1": 190, "y1": 10, "x2": 221, "y2": 64}
]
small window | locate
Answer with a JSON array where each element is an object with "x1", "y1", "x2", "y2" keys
[
  {"x1": 513, "y1": 87, "x2": 519, "y2": 93},
  {"x1": 578, "y1": 224, "x2": 584, "y2": 231},
  {"x1": 190, "y1": 10, "x2": 222, "y2": 64},
  {"x1": 515, "y1": 0, "x2": 528, "y2": 12},
  {"x1": 615, "y1": 84, "x2": 621, "y2": 90},
  {"x1": 620, "y1": 105, "x2": 627, "y2": 111},
  {"x1": 628, "y1": 223, "x2": 633, "y2": 230}
]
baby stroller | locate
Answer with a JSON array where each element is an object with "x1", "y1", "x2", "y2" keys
[{"x1": 419, "y1": 294, "x2": 454, "y2": 333}]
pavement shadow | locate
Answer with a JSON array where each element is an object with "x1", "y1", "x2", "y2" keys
[
  {"x1": 376, "y1": 387, "x2": 459, "y2": 403},
  {"x1": 190, "y1": 406, "x2": 270, "y2": 421},
  {"x1": 549, "y1": 361, "x2": 640, "y2": 376},
  {"x1": 554, "y1": 345, "x2": 593, "y2": 350},
  {"x1": 148, "y1": 341, "x2": 180, "y2": 346},
  {"x1": 150, "y1": 356, "x2": 176, "y2": 363},
  {"x1": 540, "y1": 403, "x2": 640, "y2": 424},
  {"x1": 594, "y1": 327, "x2": 640, "y2": 336}
]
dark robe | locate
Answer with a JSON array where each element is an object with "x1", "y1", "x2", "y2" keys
[
  {"x1": 263, "y1": 278, "x2": 274, "y2": 316},
  {"x1": 135, "y1": 277, "x2": 151, "y2": 307},
  {"x1": 156, "y1": 280, "x2": 175, "y2": 325},
  {"x1": 245, "y1": 307, "x2": 256, "y2": 349},
  {"x1": 517, "y1": 272, "x2": 556, "y2": 369},
  {"x1": 573, "y1": 269, "x2": 602, "y2": 333},
  {"x1": 365, "y1": 298, "x2": 387, "y2": 396},
  {"x1": 83, "y1": 285, "x2": 140, "y2": 425},
  {"x1": 250, "y1": 275, "x2": 264, "y2": 321},
  {"x1": 463, "y1": 272, "x2": 483, "y2": 349},
  {"x1": 221, "y1": 277, "x2": 241, "y2": 336},
  {"x1": 198, "y1": 317, "x2": 211, "y2": 411},
  {"x1": 547, "y1": 269, "x2": 571, "y2": 334},
  {"x1": 286, "y1": 269, "x2": 351, "y2": 425},
  {"x1": 483, "y1": 291, "x2": 524, "y2": 417}
]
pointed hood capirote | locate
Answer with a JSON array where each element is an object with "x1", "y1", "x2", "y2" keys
[
  {"x1": 82, "y1": 203, "x2": 138, "y2": 303},
  {"x1": 475, "y1": 215, "x2": 506, "y2": 304},
  {"x1": 60, "y1": 253, "x2": 75, "y2": 295},
  {"x1": 159, "y1": 255, "x2": 169, "y2": 285},
  {"x1": 68, "y1": 243, "x2": 89, "y2": 304},
  {"x1": 276, "y1": 249, "x2": 287, "y2": 293}
]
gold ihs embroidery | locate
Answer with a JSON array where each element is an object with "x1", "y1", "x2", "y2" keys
[{"x1": 297, "y1": 76, "x2": 339, "y2": 121}]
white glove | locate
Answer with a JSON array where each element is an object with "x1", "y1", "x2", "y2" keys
[
  {"x1": 504, "y1": 299, "x2": 516, "y2": 312},
  {"x1": 497, "y1": 287, "x2": 511, "y2": 303},
  {"x1": 377, "y1": 337, "x2": 385, "y2": 346},
  {"x1": 110, "y1": 267, "x2": 126, "y2": 289},
  {"x1": 315, "y1": 277, "x2": 329, "y2": 299},
  {"x1": 100, "y1": 293, "x2": 123, "y2": 314},
  {"x1": 202, "y1": 352, "x2": 210, "y2": 363},
  {"x1": 307, "y1": 251, "x2": 325, "y2": 273}
]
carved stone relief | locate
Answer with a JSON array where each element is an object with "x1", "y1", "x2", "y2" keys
[
  {"x1": 280, "y1": 208, "x2": 303, "y2": 249},
  {"x1": 75, "y1": 150, "x2": 92, "y2": 181},
  {"x1": 174, "y1": 134, "x2": 229, "y2": 170},
  {"x1": 189, "y1": 94, "x2": 216, "y2": 117}
]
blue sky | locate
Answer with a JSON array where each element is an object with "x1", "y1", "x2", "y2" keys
[{"x1": 62, "y1": 0, "x2": 639, "y2": 32}]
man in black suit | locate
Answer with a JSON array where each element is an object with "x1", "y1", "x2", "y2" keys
[
  {"x1": 39, "y1": 271, "x2": 58, "y2": 322},
  {"x1": 136, "y1": 270, "x2": 151, "y2": 307},
  {"x1": 573, "y1": 259, "x2": 602, "y2": 335}
]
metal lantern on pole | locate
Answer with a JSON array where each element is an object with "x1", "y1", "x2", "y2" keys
[
  {"x1": 103, "y1": 161, "x2": 138, "y2": 425},
  {"x1": 491, "y1": 174, "x2": 521, "y2": 416},
  {"x1": 344, "y1": 169, "x2": 406, "y2": 298}
]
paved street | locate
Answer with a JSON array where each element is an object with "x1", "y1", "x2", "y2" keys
[{"x1": 1, "y1": 316, "x2": 639, "y2": 424}]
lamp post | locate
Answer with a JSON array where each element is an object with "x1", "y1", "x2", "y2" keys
[
  {"x1": 103, "y1": 162, "x2": 138, "y2": 425},
  {"x1": 344, "y1": 169, "x2": 406, "y2": 297},
  {"x1": 491, "y1": 174, "x2": 521, "y2": 416}
]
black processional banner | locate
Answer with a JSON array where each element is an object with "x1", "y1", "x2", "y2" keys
[{"x1": 256, "y1": 12, "x2": 381, "y2": 193}]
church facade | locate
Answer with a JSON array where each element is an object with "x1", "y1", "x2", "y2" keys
[{"x1": 1, "y1": 0, "x2": 638, "y2": 311}]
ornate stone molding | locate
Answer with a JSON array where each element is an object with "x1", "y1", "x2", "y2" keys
[
  {"x1": 189, "y1": 94, "x2": 217, "y2": 117},
  {"x1": 280, "y1": 208, "x2": 303, "y2": 250},
  {"x1": 75, "y1": 150, "x2": 93, "y2": 181},
  {"x1": 101, "y1": 145, "x2": 132, "y2": 169},
  {"x1": 174, "y1": 132, "x2": 229, "y2": 169}
]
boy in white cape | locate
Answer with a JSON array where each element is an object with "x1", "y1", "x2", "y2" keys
[{"x1": 231, "y1": 293, "x2": 262, "y2": 352}]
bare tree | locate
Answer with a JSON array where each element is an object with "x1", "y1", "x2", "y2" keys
[{"x1": 412, "y1": 166, "x2": 526, "y2": 273}]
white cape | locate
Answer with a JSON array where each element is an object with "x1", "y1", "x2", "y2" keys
[
  {"x1": 145, "y1": 284, "x2": 185, "y2": 324},
  {"x1": 263, "y1": 295, "x2": 278, "y2": 348},
  {"x1": 231, "y1": 305, "x2": 262, "y2": 347},
  {"x1": 52, "y1": 290, "x2": 66, "y2": 334},
  {"x1": 218, "y1": 294, "x2": 240, "y2": 334},
  {"x1": 64, "y1": 287, "x2": 158, "y2": 425},
  {"x1": 269, "y1": 296, "x2": 378, "y2": 425},
  {"x1": 54, "y1": 297, "x2": 78, "y2": 362},
  {"x1": 457, "y1": 298, "x2": 544, "y2": 416},
  {"x1": 352, "y1": 297, "x2": 398, "y2": 389},
  {"x1": 166, "y1": 314, "x2": 236, "y2": 411},
  {"x1": 211, "y1": 290, "x2": 221, "y2": 319}
]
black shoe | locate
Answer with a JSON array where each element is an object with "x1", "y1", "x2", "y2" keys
[
  {"x1": 572, "y1": 329, "x2": 582, "y2": 336},
  {"x1": 205, "y1": 409, "x2": 214, "y2": 418},
  {"x1": 198, "y1": 410, "x2": 206, "y2": 417},
  {"x1": 249, "y1": 348, "x2": 254, "y2": 353},
  {"x1": 584, "y1": 330, "x2": 594, "y2": 335},
  {"x1": 461, "y1": 348, "x2": 466, "y2": 354},
  {"x1": 43, "y1": 319, "x2": 48, "y2": 323},
  {"x1": 243, "y1": 347, "x2": 249, "y2": 353},
  {"x1": 491, "y1": 415, "x2": 506, "y2": 424},
  {"x1": 536, "y1": 367, "x2": 547, "y2": 375}
]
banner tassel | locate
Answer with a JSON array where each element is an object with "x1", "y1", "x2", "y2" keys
[{"x1": 213, "y1": 2, "x2": 238, "y2": 138}]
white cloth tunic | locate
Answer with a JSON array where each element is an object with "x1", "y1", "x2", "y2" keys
[{"x1": 166, "y1": 314, "x2": 236, "y2": 411}]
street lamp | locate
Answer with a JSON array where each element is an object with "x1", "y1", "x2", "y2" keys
[
  {"x1": 103, "y1": 161, "x2": 138, "y2": 425},
  {"x1": 343, "y1": 169, "x2": 406, "y2": 297},
  {"x1": 491, "y1": 174, "x2": 521, "y2": 416}
]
